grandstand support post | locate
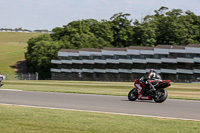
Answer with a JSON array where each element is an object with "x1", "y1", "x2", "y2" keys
[
  {"x1": 131, "y1": 73, "x2": 134, "y2": 82},
  {"x1": 35, "y1": 72, "x2": 38, "y2": 80},
  {"x1": 28, "y1": 73, "x2": 31, "y2": 80},
  {"x1": 176, "y1": 74, "x2": 179, "y2": 82}
]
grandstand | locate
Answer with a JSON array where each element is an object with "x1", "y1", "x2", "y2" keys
[{"x1": 51, "y1": 44, "x2": 200, "y2": 82}]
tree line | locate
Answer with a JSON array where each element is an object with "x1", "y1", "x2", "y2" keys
[
  {"x1": 0, "y1": 28, "x2": 50, "y2": 33},
  {"x1": 25, "y1": 7, "x2": 200, "y2": 79}
]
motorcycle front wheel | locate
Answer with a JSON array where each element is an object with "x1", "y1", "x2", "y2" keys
[
  {"x1": 128, "y1": 88, "x2": 138, "y2": 101},
  {"x1": 154, "y1": 89, "x2": 168, "y2": 103}
]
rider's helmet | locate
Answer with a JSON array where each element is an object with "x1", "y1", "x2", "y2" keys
[
  {"x1": 149, "y1": 69, "x2": 156, "y2": 73},
  {"x1": 149, "y1": 69, "x2": 157, "y2": 79},
  {"x1": 149, "y1": 69, "x2": 162, "y2": 80}
]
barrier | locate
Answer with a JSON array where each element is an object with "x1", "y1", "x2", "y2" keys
[{"x1": 0, "y1": 73, "x2": 38, "y2": 80}]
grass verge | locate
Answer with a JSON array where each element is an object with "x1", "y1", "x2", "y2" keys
[
  {"x1": 0, "y1": 42, "x2": 27, "y2": 74},
  {"x1": 0, "y1": 32, "x2": 43, "y2": 74},
  {"x1": 0, "y1": 104, "x2": 199, "y2": 133},
  {"x1": 1, "y1": 80, "x2": 200, "y2": 100}
]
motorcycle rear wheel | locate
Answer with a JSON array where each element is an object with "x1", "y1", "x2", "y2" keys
[
  {"x1": 128, "y1": 88, "x2": 138, "y2": 101},
  {"x1": 154, "y1": 89, "x2": 168, "y2": 103}
]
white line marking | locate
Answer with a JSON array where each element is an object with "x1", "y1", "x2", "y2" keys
[{"x1": 0, "y1": 103, "x2": 200, "y2": 122}]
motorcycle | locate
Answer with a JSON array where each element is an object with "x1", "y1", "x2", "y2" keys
[
  {"x1": 128, "y1": 77, "x2": 171, "y2": 103},
  {"x1": 0, "y1": 74, "x2": 5, "y2": 88}
]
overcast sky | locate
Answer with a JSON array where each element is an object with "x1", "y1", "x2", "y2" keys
[{"x1": 0, "y1": 0, "x2": 200, "y2": 30}]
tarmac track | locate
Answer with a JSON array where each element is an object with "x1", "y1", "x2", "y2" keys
[{"x1": 0, "y1": 89, "x2": 200, "y2": 121}]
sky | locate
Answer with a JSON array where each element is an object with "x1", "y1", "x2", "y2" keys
[{"x1": 0, "y1": 0, "x2": 200, "y2": 31}]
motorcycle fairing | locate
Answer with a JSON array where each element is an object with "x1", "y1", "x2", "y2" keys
[{"x1": 134, "y1": 79, "x2": 152, "y2": 100}]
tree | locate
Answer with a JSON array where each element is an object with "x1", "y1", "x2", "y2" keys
[
  {"x1": 25, "y1": 34, "x2": 59, "y2": 79},
  {"x1": 88, "y1": 19, "x2": 114, "y2": 43},
  {"x1": 132, "y1": 22, "x2": 156, "y2": 46},
  {"x1": 51, "y1": 19, "x2": 112, "y2": 49},
  {"x1": 25, "y1": 7, "x2": 200, "y2": 79},
  {"x1": 110, "y1": 12, "x2": 133, "y2": 47}
]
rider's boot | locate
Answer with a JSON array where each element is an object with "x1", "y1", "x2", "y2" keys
[{"x1": 146, "y1": 86, "x2": 156, "y2": 95}]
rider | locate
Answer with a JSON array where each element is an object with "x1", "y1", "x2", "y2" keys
[
  {"x1": 0, "y1": 72, "x2": 4, "y2": 87},
  {"x1": 148, "y1": 69, "x2": 162, "y2": 81},
  {"x1": 140, "y1": 69, "x2": 162, "y2": 93}
]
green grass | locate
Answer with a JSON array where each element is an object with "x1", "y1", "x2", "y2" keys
[
  {"x1": 1, "y1": 80, "x2": 200, "y2": 100},
  {"x1": 0, "y1": 32, "x2": 42, "y2": 43},
  {"x1": 0, "y1": 32, "x2": 43, "y2": 74},
  {"x1": 0, "y1": 42, "x2": 26, "y2": 74},
  {"x1": 0, "y1": 105, "x2": 199, "y2": 133}
]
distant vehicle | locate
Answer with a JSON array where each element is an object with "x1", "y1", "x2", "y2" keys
[{"x1": 0, "y1": 74, "x2": 5, "y2": 88}]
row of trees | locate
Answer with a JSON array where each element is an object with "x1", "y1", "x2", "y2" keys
[
  {"x1": 25, "y1": 7, "x2": 200, "y2": 79},
  {"x1": 0, "y1": 28, "x2": 50, "y2": 33}
]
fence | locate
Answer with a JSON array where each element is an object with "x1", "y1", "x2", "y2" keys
[
  {"x1": 1, "y1": 73, "x2": 38, "y2": 80},
  {"x1": 51, "y1": 72, "x2": 200, "y2": 83}
]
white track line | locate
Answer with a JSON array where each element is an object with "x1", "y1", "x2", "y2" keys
[{"x1": 0, "y1": 103, "x2": 200, "y2": 122}]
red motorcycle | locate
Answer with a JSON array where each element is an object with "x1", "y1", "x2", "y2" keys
[{"x1": 128, "y1": 77, "x2": 171, "y2": 103}]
